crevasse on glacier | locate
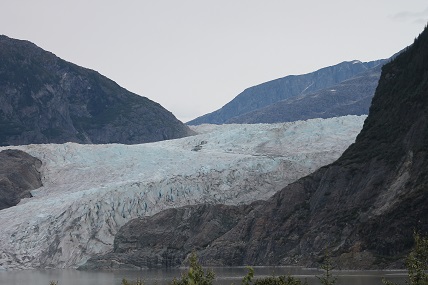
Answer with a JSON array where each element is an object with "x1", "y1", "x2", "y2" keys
[{"x1": 0, "y1": 115, "x2": 366, "y2": 270}]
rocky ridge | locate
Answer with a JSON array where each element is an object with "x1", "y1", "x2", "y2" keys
[
  {"x1": 0, "y1": 149, "x2": 42, "y2": 210},
  {"x1": 0, "y1": 35, "x2": 192, "y2": 145},
  {"x1": 227, "y1": 63, "x2": 384, "y2": 123},
  {"x1": 187, "y1": 59, "x2": 385, "y2": 125}
]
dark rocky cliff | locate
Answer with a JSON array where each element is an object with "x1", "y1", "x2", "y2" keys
[
  {"x1": 0, "y1": 149, "x2": 42, "y2": 210},
  {"x1": 0, "y1": 35, "x2": 193, "y2": 145},
  {"x1": 79, "y1": 203, "x2": 260, "y2": 270},
  {"x1": 187, "y1": 59, "x2": 384, "y2": 125},
  {"x1": 81, "y1": 26, "x2": 428, "y2": 270}
]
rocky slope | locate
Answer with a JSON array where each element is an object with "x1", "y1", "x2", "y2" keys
[
  {"x1": 89, "y1": 26, "x2": 428, "y2": 269},
  {"x1": 187, "y1": 59, "x2": 384, "y2": 125},
  {"x1": 227, "y1": 63, "x2": 383, "y2": 124},
  {"x1": 0, "y1": 149, "x2": 42, "y2": 210},
  {"x1": 0, "y1": 35, "x2": 192, "y2": 146},
  {"x1": 79, "y1": 203, "x2": 258, "y2": 270},
  {"x1": 0, "y1": 116, "x2": 365, "y2": 270}
]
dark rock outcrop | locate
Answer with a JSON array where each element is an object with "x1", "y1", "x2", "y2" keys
[
  {"x1": 0, "y1": 35, "x2": 193, "y2": 146},
  {"x1": 81, "y1": 25, "x2": 428, "y2": 270},
  {"x1": 227, "y1": 64, "x2": 384, "y2": 123},
  {"x1": 80, "y1": 203, "x2": 259, "y2": 270},
  {"x1": 187, "y1": 59, "x2": 385, "y2": 125},
  {"x1": 0, "y1": 149, "x2": 42, "y2": 210}
]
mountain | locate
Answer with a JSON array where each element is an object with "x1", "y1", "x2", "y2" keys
[
  {"x1": 0, "y1": 35, "x2": 192, "y2": 145},
  {"x1": 187, "y1": 59, "x2": 385, "y2": 125},
  {"x1": 0, "y1": 115, "x2": 365, "y2": 269},
  {"x1": 0, "y1": 149, "x2": 42, "y2": 210},
  {"x1": 89, "y1": 25, "x2": 428, "y2": 269},
  {"x1": 227, "y1": 63, "x2": 383, "y2": 124}
]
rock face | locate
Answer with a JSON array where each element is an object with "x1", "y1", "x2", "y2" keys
[
  {"x1": 79, "y1": 203, "x2": 259, "y2": 270},
  {"x1": 91, "y1": 27, "x2": 428, "y2": 269},
  {"x1": 0, "y1": 149, "x2": 42, "y2": 210},
  {"x1": 227, "y1": 64, "x2": 383, "y2": 124},
  {"x1": 187, "y1": 59, "x2": 385, "y2": 125},
  {"x1": 0, "y1": 35, "x2": 192, "y2": 145}
]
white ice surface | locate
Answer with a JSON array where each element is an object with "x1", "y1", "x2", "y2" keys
[{"x1": 0, "y1": 116, "x2": 366, "y2": 269}]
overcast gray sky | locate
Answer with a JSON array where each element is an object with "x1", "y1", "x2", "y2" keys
[{"x1": 1, "y1": 1, "x2": 427, "y2": 122}]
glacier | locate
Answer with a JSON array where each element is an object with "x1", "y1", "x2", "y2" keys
[{"x1": 0, "y1": 116, "x2": 366, "y2": 270}]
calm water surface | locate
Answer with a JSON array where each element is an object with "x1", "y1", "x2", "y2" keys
[{"x1": 0, "y1": 267, "x2": 407, "y2": 285}]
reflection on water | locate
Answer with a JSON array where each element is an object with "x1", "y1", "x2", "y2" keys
[{"x1": 0, "y1": 267, "x2": 407, "y2": 285}]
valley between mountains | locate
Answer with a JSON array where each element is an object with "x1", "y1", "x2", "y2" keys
[
  {"x1": 1, "y1": 23, "x2": 428, "y2": 274},
  {"x1": 0, "y1": 116, "x2": 365, "y2": 270}
]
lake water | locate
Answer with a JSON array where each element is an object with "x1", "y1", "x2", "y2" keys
[{"x1": 0, "y1": 267, "x2": 407, "y2": 285}]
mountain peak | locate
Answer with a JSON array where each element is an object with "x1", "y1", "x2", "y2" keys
[
  {"x1": 187, "y1": 59, "x2": 386, "y2": 125},
  {"x1": 0, "y1": 36, "x2": 193, "y2": 145}
]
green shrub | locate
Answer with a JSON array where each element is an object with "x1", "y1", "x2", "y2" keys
[
  {"x1": 316, "y1": 251, "x2": 337, "y2": 285},
  {"x1": 252, "y1": 275, "x2": 307, "y2": 285},
  {"x1": 121, "y1": 277, "x2": 144, "y2": 285},
  {"x1": 383, "y1": 232, "x2": 428, "y2": 285},
  {"x1": 240, "y1": 266, "x2": 306, "y2": 285},
  {"x1": 242, "y1": 266, "x2": 254, "y2": 285},
  {"x1": 169, "y1": 252, "x2": 215, "y2": 285}
]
